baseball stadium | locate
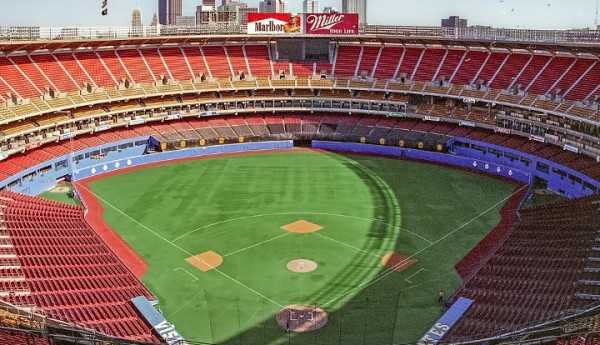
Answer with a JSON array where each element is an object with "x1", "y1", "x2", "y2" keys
[{"x1": 0, "y1": 2, "x2": 599, "y2": 345}]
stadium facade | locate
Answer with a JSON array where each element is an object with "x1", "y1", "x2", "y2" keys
[{"x1": 0, "y1": 22, "x2": 599, "y2": 344}]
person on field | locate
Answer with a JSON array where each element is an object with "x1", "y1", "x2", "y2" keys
[{"x1": 438, "y1": 290, "x2": 444, "y2": 303}]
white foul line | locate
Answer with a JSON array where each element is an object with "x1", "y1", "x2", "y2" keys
[
  {"x1": 74, "y1": 181, "x2": 284, "y2": 308},
  {"x1": 174, "y1": 267, "x2": 199, "y2": 283},
  {"x1": 321, "y1": 184, "x2": 529, "y2": 308},
  {"x1": 404, "y1": 268, "x2": 429, "y2": 283}
]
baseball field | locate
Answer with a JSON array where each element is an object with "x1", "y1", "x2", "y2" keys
[{"x1": 80, "y1": 149, "x2": 517, "y2": 344}]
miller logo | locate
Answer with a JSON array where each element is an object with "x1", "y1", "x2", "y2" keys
[{"x1": 306, "y1": 13, "x2": 345, "y2": 32}]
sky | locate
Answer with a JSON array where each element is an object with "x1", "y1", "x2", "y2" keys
[{"x1": 0, "y1": 0, "x2": 597, "y2": 30}]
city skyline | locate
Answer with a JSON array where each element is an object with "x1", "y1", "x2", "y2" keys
[
  {"x1": 0, "y1": 0, "x2": 596, "y2": 30},
  {"x1": 342, "y1": 0, "x2": 367, "y2": 25},
  {"x1": 258, "y1": 0, "x2": 289, "y2": 13},
  {"x1": 303, "y1": 0, "x2": 321, "y2": 14},
  {"x1": 158, "y1": 0, "x2": 182, "y2": 25}
]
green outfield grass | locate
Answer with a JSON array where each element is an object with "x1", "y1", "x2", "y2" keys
[{"x1": 87, "y1": 151, "x2": 515, "y2": 344}]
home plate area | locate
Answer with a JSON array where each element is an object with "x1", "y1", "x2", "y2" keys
[
  {"x1": 182, "y1": 220, "x2": 417, "y2": 334},
  {"x1": 276, "y1": 304, "x2": 328, "y2": 332}
]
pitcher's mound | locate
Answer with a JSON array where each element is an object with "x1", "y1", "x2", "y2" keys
[
  {"x1": 381, "y1": 252, "x2": 417, "y2": 272},
  {"x1": 287, "y1": 259, "x2": 317, "y2": 273},
  {"x1": 276, "y1": 304, "x2": 328, "y2": 332},
  {"x1": 186, "y1": 251, "x2": 223, "y2": 272}
]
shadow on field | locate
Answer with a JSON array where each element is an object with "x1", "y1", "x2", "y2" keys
[{"x1": 203, "y1": 154, "x2": 430, "y2": 345}]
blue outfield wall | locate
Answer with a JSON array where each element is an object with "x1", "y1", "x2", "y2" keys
[
  {"x1": 312, "y1": 141, "x2": 532, "y2": 184},
  {"x1": 0, "y1": 140, "x2": 292, "y2": 195},
  {"x1": 450, "y1": 138, "x2": 600, "y2": 198},
  {"x1": 0, "y1": 137, "x2": 149, "y2": 196},
  {"x1": 313, "y1": 140, "x2": 600, "y2": 198},
  {"x1": 72, "y1": 141, "x2": 293, "y2": 181},
  {"x1": 2, "y1": 137, "x2": 597, "y2": 198}
]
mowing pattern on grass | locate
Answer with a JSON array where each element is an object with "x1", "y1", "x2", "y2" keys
[{"x1": 86, "y1": 151, "x2": 516, "y2": 345}]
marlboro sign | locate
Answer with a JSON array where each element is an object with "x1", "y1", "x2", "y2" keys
[{"x1": 247, "y1": 13, "x2": 302, "y2": 35}]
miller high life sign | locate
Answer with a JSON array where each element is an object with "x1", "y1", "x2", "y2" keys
[
  {"x1": 247, "y1": 13, "x2": 302, "y2": 35},
  {"x1": 305, "y1": 13, "x2": 359, "y2": 35}
]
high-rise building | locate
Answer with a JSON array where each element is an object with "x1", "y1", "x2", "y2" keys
[
  {"x1": 158, "y1": 0, "x2": 182, "y2": 25},
  {"x1": 218, "y1": 2, "x2": 257, "y2": 24},
  {"x1": 131, "y1": 7, "x2": 143, "y2": 28},
  {"x1": 238, "y1": 7, "x2": 258, "y2": 25},
  {"x1": 203, "y1": 0, "x2": 216, "y2": 8},
  {"x1": 176, "y1": 16, "x2": 196, "y2": 26},
  {"x1": 323, "y1": 6, "x2": 338, "y2": 13},
  {"x1": 342, "y1": 0, "x2": 366, "y2": 25},
  {"x1": 441, "y1": 16, "x2": 468, "y2": 29},
  {"x1": 150, "y1": 12, "x2": 159, "y2": 26},
  {"x1": 131, "y1": 7, "x2": 143, "y2": 36},
  {"x1": 303, "y1": 0, "x2": 320, "y2": 13},
  {"x1": 258, "y1": 0, "x2": 289, "y2": 13}
]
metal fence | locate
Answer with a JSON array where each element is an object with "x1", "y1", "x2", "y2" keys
[
  {"x1": 364, "y1": 25, "x2": 600, "y2": 44},
  {"x1": 1, "y1": 24, "x2": 599, "y2": 44}
]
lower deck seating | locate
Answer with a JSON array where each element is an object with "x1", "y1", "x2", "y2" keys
[
  {"x1": 0, "y1": 191, "x2": 161, "y2": 343},
  {"x1": 0, "y1": 329, "x2": 50, "y2": 345},
  {"x1": 446, "y1": 194, "x2": 600, "y2": 342}
]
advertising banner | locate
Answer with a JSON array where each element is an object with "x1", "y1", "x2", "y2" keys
[
  {"x1": 424, "y1": 116, "x2": 441, "y2": 122},
  {"x1": 94, "y1": 125, "x2": 110, "y2": 133},
  {"x1": 25, "y1": 141, "x2": 41, "y2": 151},
  {"x1": 131, "y1": 296, "x2": 188, "y2": 345},
  {"x1": 564, "y1": 144, "x2": 579, "y2": 153},
  {"x1": 495, "y1": 126, "x2": 512, "y2": 134},
  {"x1": 417, "y1": 297, "x2": 474, "y2": 345},
  {"x1": 247, "y1": 13, "x2": 302, "y2": 34},
  {"x1": 305, "y1": 13, "x2": 359, "y2": 35},
  {"x1": 529, "y1": 135, "x2": 545, "y2": 143},
  {"x1": 59, "y1": 132, "x2": 75, "y2": 141}
]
